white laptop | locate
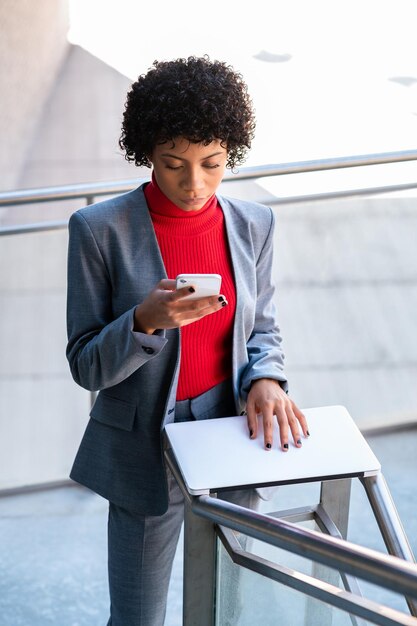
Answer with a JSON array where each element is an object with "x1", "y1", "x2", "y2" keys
[{"x1": 164, "y1": 405, "x2": 381, "y2": 495}]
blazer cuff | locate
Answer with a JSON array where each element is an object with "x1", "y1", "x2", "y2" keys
[
  {"x1": 251, "y1": 376, "x2": 288, "y2": 390},
  {"x1": 130, "y1": 311, "x2": 167, "y2": 358}
]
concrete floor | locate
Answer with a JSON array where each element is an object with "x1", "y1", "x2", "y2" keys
[{"x1": 0, "y1": 428, "x2": 416, "y2": 626}]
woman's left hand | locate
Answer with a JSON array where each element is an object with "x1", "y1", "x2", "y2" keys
[{"x1": 246, "y1": 378, "x2": 309, "y2": 451}]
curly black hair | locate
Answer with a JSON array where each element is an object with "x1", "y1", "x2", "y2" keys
[{"x1": 119, "y1": 56, "x2": 256, "y2": 169}]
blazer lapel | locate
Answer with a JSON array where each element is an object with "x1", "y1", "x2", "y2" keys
[
  {"x1": 126, "y1": 184, "x2": 168, "y2": 298},
  {"x1": 217, "y1": 195, "x2": 250, "y2": 411}
]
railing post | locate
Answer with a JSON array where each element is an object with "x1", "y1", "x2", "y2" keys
[
  {"x1": 361, "y1": 472, "x2": 417, "y2": 616},
  {"x1": 305, "y1": 478, "x2": 352, "y2": 626},
  {"x1": 320, "y1": 478, "x2": 352, "y2": 540},
  {"x1": 183, "y1": 497, "x2": 217, "y2": 626}
]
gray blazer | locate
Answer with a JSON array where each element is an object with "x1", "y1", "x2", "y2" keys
[{"x1": 67, "y1": 184, "x2": 287, "y2": 515}]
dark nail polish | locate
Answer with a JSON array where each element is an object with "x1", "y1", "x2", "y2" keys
[
  {"x1": 297, "y1": 439, "x2": 302, "y2": 445},
  {"x1": 221, "y1": 301, "x2": 227, "y2": 307},
  {"x1": 249, "y1": 429, "x2": 253, "y2": 437},
  {"x1": 266, "y1": 443, "x2": 271, "y2": 449},
  {"x1": 306, "y1": 431, "x2": 310, "y2": 437},
  {"x1": 283, "y1": 443, "x2": 289, "y2": 450},
  {"x1": 218, "y1": 296, "x2": 224, "y2": 302},
  {"x1": 188, "y1": 287, "x2": 195, "y2": 293}
]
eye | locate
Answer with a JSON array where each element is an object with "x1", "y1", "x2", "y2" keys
[
  {"x1": 165, "y1": 164, "x2": 182, "y2": 170},
  {"x1": 204, "y1": 163, "x2": 220, "y2": 169}
]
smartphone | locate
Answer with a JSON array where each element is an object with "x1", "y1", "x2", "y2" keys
[{"x1": 175, "y1": 273, "x2": 222, "y2": 300}]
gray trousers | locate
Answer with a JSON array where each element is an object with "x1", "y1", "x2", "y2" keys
[{"x1": 106, "y1": 379, "x2": 259, "y2": 626}]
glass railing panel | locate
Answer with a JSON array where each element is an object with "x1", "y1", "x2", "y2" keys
[
  {"x1": 216, "y1": 506, "x2": 413, "y2": 626},
  {"x1": 215, "y1": 471, "x2": 416, "y2": 626},
  {"x1": 216, "y1": 532, "x2": 359, "y2": 626}
]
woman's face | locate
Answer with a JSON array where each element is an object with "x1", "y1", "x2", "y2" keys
[{"x1": 150, "y1": 137, "x2": 228, "y2": 212}]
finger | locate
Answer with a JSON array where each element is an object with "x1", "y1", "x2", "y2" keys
[
  {"x1": 176, "y1": 296, "x2": 228, "y2": 320},
  {"x1": 286, "y1": 405, "x2": 303, "y2": 448},
  {"x1": 262, "y1": 405, "x2": 274, "y2": 450},
  {"x1": 170, "y1": 284, "x2": 198, "y2": 300},
  {"x1": 246, "y1": 396, "x2": 258, "y2": 440},
  {"x1": 171, "y1": 302, "x2": 228, "y2": 329},
  {"x1": 158, "y1": 279, "x2": 177, "y2": 291},
  {"x1": 292, "y1": 403, "x2": 310, "y2": 438},
  {"x1": 176, "y1": 290, "x2": 227, "y2": 306},
  {"x1": 192, "y1": 294, "x2": 228, "y2": 314},
  {"x1": 275, "y1": 405, "x2": 289, "y2": 451}
]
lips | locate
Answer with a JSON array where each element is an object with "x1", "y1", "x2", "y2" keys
[{"x1": 181, "y1": 197, "x2": 207, "y2": 206}]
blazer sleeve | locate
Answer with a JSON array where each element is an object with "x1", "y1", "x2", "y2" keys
[
  {"x1": 66, "y1": 211, "x2": 168, "y2": 391},
  {"x1": 239, "y1": 208, "x2": 289, "y2": 396}
]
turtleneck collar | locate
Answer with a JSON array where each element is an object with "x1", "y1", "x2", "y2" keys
[{"x1": 144, "y1": 172, "x2": 222, "y2": 237}]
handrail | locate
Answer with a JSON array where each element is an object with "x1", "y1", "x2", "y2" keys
[
  {"x1": 0, "y1": 178, "x2": 146, "y2": 207},
  {"x1": 1, "y1": 149, "x2": 417, "y2": 237},
  {"x1": 165, "y1": 448, "x2": 417, "y2": 603},
  {"x1": 1, "y1": 148, "x2": 416, "y2": 207},
  {"x1": 2, "y1": 151, "x2": 417, "y2": 620},
  {"x1": 195, "y1": 495, "x2": 417, "y2": 600}
]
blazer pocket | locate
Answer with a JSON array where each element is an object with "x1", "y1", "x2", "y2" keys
[{"x1": 90, "y1": 393, "x2": 136, "y2": 431}]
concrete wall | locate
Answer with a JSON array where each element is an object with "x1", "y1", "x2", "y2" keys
[
  {"x1": 0, "y1": 0, "x2": 69, "y2": 191},
  {"x1": 1, "y1": 4, "x2": 415, "y2": 490},
  {"x1": 0, "y1": 4, "x2": 143, "y2": 491},
  {"x1": 0, "y1": 228, "x2": 90, "y2": 490}
]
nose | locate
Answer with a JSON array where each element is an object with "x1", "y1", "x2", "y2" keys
[{"x1": 181, "y1": 167, "x2": 204, "y2": 194}]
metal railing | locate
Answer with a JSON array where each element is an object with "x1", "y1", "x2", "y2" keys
[
  {"x1": 1, "y1": 150, "x2": 417, "y2": 622},
  {"x1": 166, "y1": 446, "x2": 417, "y2": 626},
  {"x1": 0, "y1": 146, "x2": 416, "y2": 483},
  {"x1": 1, "y1": 148, "x2": 417, "y2": 236}
]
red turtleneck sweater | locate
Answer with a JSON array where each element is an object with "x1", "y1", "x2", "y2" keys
[{"x1": 144, "y1": 177, "x2": 236, "y2": 400}]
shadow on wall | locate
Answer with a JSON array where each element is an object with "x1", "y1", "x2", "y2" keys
[{"x1": 3, "y1": 44, "x2": 149, "y2": 226}]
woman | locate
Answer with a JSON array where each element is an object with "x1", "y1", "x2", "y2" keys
[{"x1": 66, "y1": 56, "x2": 308, "y2": 626}]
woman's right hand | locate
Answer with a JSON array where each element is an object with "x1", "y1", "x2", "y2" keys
[{"x1": 133, "y1": 279, "x2": 228, "y2": 334}]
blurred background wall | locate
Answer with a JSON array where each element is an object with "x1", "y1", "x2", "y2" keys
[
  {"x1": 0, "y1": 0, "x2": 69, "y2": 191},
  {"x1": 1, "y1": 0, "x2": 416, "y2": 491},
  {"x1": 0, "y1": 0, "x2": 140, "y2": 490}
]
